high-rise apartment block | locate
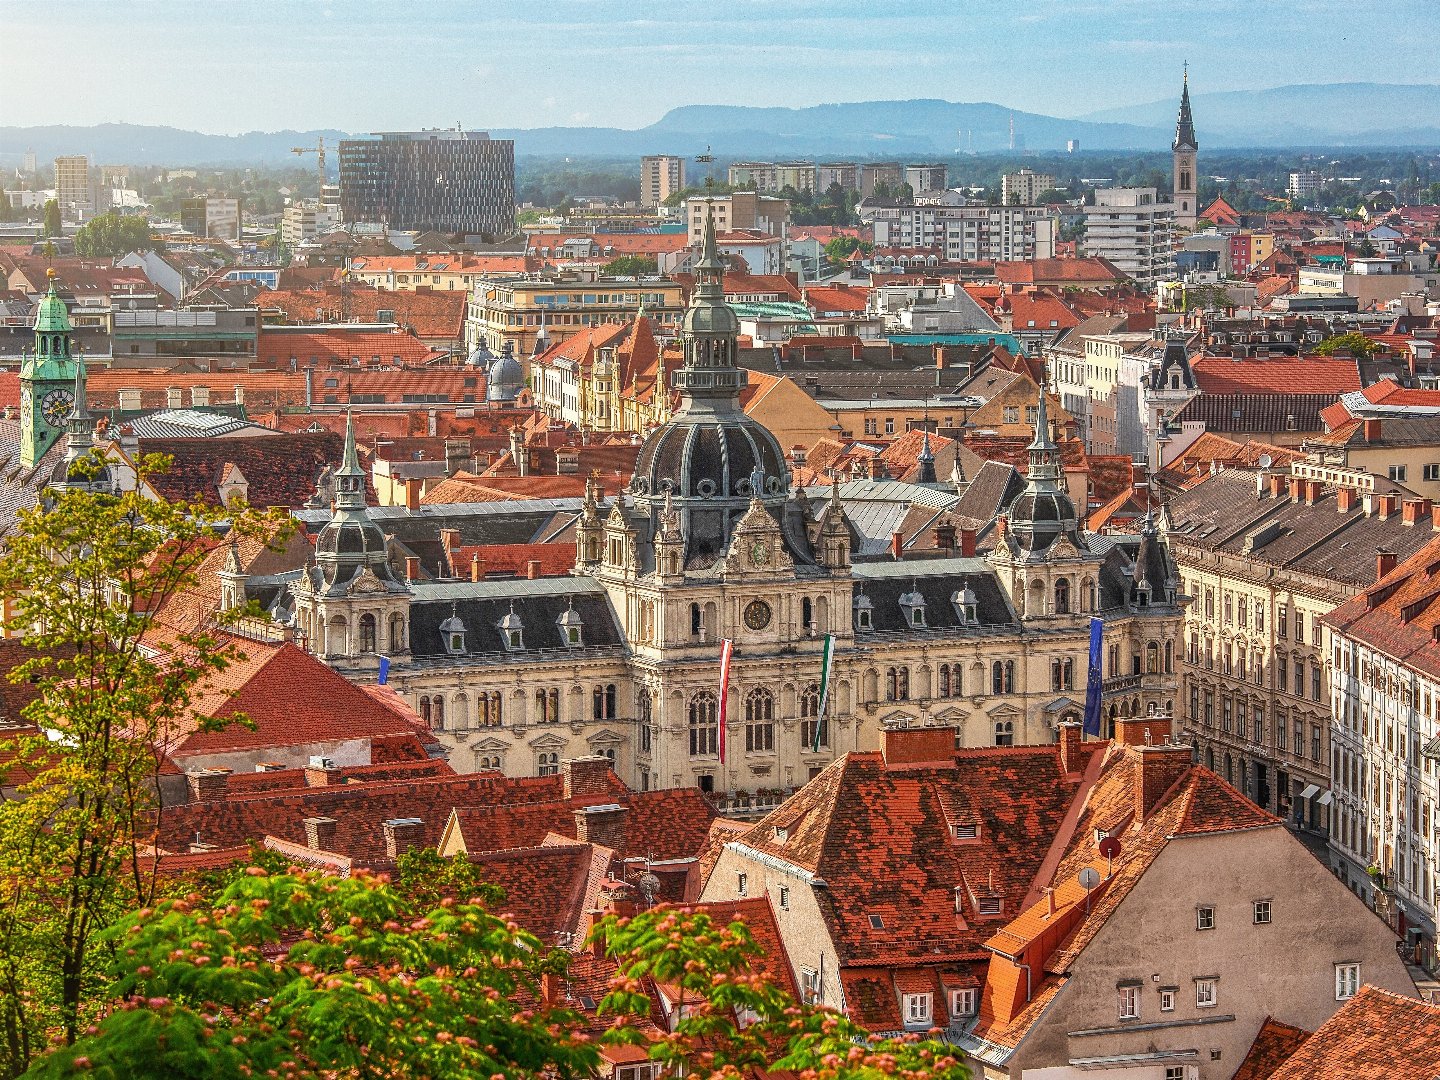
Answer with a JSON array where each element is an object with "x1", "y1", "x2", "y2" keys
[
  {"x1": 683, "y1": 192, "x2": 789, "y2": 246},
  {"x1": 903, "y1": 163, "x2": 948, "y2": 194},
  {"x1": 53, "y1": 155, "x2": 95, "y2": 220},
  {"x1": 816, "y1": 163, "x2": 859, "y2": 192},
  {"x1": 1001, "y1": 168, "x2": 1056, "y2": 205},
  {"x1": 640, "y1": 155, "x2": 686, "y2": 208},
  {"x1": 1084, "y1": 187, "x2": 1176, "y2": 285},
  {"x1": 858, "y1": 162, "x2": 903, "y2": 198},
  {"x1": 1289, "y1": 171, "x2": 1324, "y2": 200},
  {"x1": 863, "y1": 203, "x2": 1057, "y2": 262},
  {"x1": 180, "y1": 197, "x2": 241, "y2": 241},
  {"x1": 338, "y1": 129, "x2": 515, "y2": 238}
]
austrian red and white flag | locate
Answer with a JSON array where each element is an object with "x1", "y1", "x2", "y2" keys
[{"x1": 717, "y1": 638, "x2": 734, "y2": 764}]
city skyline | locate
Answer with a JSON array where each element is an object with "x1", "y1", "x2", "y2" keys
[{"x1": 3, "y1": 0, "x2": 1437, "y2": 134}]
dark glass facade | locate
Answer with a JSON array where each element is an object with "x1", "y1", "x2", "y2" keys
[{"x1": 338, "y1": 131, "x2": 515, "y2": 238}]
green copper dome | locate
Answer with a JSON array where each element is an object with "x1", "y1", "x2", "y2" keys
[{"x1": 34, "y1": 272, "x2": 72, "y2": 335}]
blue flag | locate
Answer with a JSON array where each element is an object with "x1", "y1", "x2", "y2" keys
[
  {"x1": 1083, "y1": 617, "x2": 1103, "y2": 737},
  {"x1": 377, "y1": 656, "x2": 391, "y2": 685}
]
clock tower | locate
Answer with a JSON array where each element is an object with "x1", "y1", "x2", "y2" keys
[{"x1": 22, "y1": 271, "x2": 77, "y2": 469}]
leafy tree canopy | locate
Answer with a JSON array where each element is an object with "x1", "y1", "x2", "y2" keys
[{"x1": 73, "y1": 213, "x2": 156, "y2": 258}]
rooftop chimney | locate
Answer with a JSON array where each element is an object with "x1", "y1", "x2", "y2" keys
[
  {"x1": 1403, "y1": 498, "x2": 1431, "y2": 526},
  {"x1": 1059, "y1": 720, "x2": 1085, "y2": 776},
  {"x1": 186, "y1": 768, "x2": 230, "y2": 802},
  {"x1": 404, "y1": 477, "x2": 423, "y2": 511},
  {"x1": 1135, "y1": 743, "x2": 1194, "y2": 821},
  {"x1": 563, "y1": 755, "x2": 615, "y2": 800},
  {"x1": 1379, "y1": 494, "x2": 1400, "y2": 520},
  {"x1": 470, "y1": 554, "x2": 485, "y2": 581},
  {"x1": 405, "y1": 556, "x2": 421, "y2": 582},
  {"x1": 960, "y1": 527, "x2": 977, "y2": 558},
  {"x1": 891, "y1": 531, "x2": 905, "y2": 560},
  {"x1": 1115, "y1": 714, "x2": 1172, "y2": 748},
  {"x1": 304, "y1": 757, "x2": 339, "y2": 787},
  {"x1": 382, "y1": 817, "x2": 425, "y2": 859},
  {"x1": 1336, "y1": 486, "x2": 1358, "y2": 513},
  {"x1": 303, "y1": 816, "x2": 338, "y2": 851},
  {"x1": 573, "y1": 803, "x2": 629, "y2": 854},
  {"x1": 1377, "y1": 548, "x2": 1398, "y2": 580},
  {"x1": 1268, "y1": 473, "x2": 1285, "y2": 498},
  {"x1": 526, "y1": 559, "x2": 543, "y2": 579},
  {"x1": 1364, "y1": 418, "x2": 1382, "y2": 443},
  {"x1": 881, "y1": 726, "x2": 957, "y2": 766}
]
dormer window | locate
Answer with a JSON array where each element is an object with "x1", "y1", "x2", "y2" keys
[
  {"x1": 853, "y1": 592, "x2": 873, "y2": 631},
  {"x1": 977, "y1": 897, "x2": 1003, "y2": 916},
  {"x1": 950, "y1": 822, "x2": 978, "y2": 840},
  {"x1": 439, "y1": 608, "x2": 466, "y2": 655},
  {"x1": 952, "y1": 582, "x2": 978, "y2": 624},
  {"x1": 900, "y1": 584, "x2": 926, "y2": 628},
  {"x1": 497, "y1": 604, "x2": 524, "y2": 651},
  {"x1": 556, "y1": 600, "x2": 584, "y2": 648}
]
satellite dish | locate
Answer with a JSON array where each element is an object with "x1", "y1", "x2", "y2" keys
[
  {"x1": 1098, "y1": 836, "x2": 1122, "y2": 861},
  {"x1": 1257, "y1": 454, "x2": 1273, "y2": 469},
  {"x1": 1078, "y1": 867, "x2": 1101, "y2": 891}
]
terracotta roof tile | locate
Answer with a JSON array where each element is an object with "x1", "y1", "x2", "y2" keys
[
  {"x1": 1268, "y1": 985, "x2": 1440, "y2": 1079},
  {"x1": 1233, "y1": 1017, "x2": 1313, "y2": 1080},
  {"x1": 1191, "y1": 356, "x2": 1362, "y2": 396}
]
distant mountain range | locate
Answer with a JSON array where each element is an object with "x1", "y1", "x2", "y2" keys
[{"x1": 1, "y1": 84, "x2": 1437, "y2": 168}]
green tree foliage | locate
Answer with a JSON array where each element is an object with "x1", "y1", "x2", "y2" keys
[
  {"x1": 27, "y1": 869, "x2": 597, "y2": 1080},
  {"x1": 1314, "y1": 331, "x2": 1379, "y2": 358},
  {"x1": 601, "y1": 255, "x2": 659, "y2": 277},
  {"x1": 595, "y1": 907, "x2": 970, "y2": 1079},
  {"x1": 30, "y1": 873, "x2": 969, "y2": 1080},
  {"x1": 72, "y1": 214, "x2": 155, "y2": 258},
  {"x1": 1179, "y1": 284, "x2": 1235, "y2": 312},
  {"x1": 0, "y1": 456, "x2": 287, "y2": 1077},
  {"x1": 42, "y1": 200, "x2": 61, "y2": 238}
]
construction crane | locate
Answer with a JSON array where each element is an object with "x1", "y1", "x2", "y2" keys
[{"x1": 291, "y1": 136, "x2": 326, "y2": 197}]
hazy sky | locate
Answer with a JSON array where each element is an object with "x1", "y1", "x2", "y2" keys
[{"x1": 4, "y1": 0, "x2": 1437, "y2": 133}]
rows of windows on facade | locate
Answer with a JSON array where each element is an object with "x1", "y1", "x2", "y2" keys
[{"x1": 1110, "y1": 901, "x2": 1362, "y2": 1020}]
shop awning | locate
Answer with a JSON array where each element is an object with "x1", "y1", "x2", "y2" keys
[{"x1": 1298, "y1": 784, "x2": 1321, "y2": 801}]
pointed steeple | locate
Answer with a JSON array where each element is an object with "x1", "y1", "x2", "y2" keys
[
  {"x1": 332, "y1": 409, "x2": 367, "y2": 514},
  {"x1": 672, "y1": 200, "x2": 742, "y2": 411},
  {"x1": 1173, "y1": 66, "x2": 1197, "y2": 152},
  {"x1": 1024, "y1": 386, "x2": 1063, "y2": 490},
  {"x1": 916, "y1": 430, "x2": 937, "y2": 485}
]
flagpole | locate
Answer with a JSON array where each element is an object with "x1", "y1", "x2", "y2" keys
[
  {"x1": 718, "y1": 638, "x2": 734, "y2": 765},
  {"x1": 814, "y1": 634, "x2": 835, "y2": 753}
]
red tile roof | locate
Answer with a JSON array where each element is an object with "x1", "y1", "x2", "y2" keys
[
  {"x1": 1233, "y1": 1017, "x2": 1313, "y2": 1080},
  {"x1": 993, "y1": 259, "x2": 1121, "y2": 286},
  {"x1": 132, "y1": 432, "x2": 344, "y2": 509},
  {"x1": 255, "y1": 286, "x2": 467, "y2": 343},
  {"x1": 804, "y1": 284, "x2": 870, "y2": 314},
  {"x1": 257, "y1": 328, "x2": 442, "y2": 367},
  {"x1": 1324, "y1": 531, "x2": 1440, "y2": 683},
  {"x1": 1268, "y1": 986, "x2": 1440, "y2": 1079},
  {"x1": 1190, "y1": 355, "x2": 1362, "y2": 396}
]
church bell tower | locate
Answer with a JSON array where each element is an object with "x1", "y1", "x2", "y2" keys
[
  {"x1": 1172, "y1": 67, "x2": 1198, "y2": 230},
  {"x1": 22, "y1": 270, "x2": 78, "y2": 469}
]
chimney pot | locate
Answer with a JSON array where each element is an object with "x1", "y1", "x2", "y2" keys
[{"x1": 526, "y1": 559, "x2": 543, "y2": 579}]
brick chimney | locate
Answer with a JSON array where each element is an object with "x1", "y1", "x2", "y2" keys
[
  {"x1": 1336, "y1": 486, "x2": 1358, "y2": 512},
  {"x1": 960, "y1": 527, "x2": 977, "y2": 558},
  {"x1": 405, "y1": 556, "x2": 421, "y2": 582},
  {"x1": 1268, "y1": 473, "x2": 1285, "y2": 498},
  {"x1": 1135, "y1": 743, "x2": 1194, "y2": 821},
  {"x1": 882, "y1": 727, "x2": 956, "y2": 766},
  {"x1": 470, "y1": 554, "x2": 486, "y2": 581},
  {"x1": 404, "y1": 477, "x2": 422, "y2": 511},
  {"x1": 303, "y1": 816, "x2": 338, "y2": 851},
  {"x1": 304, "y1": 758, "x2": 339, "y2": 786},
  {"x1": 187, "y1": 768, "x2": 230, "y2": 802},
  {"x1": 1287, "y1": 477, "x2": 1304, "y2": 500},
  {"x1": 1115, "y1": 714, "x2": 1173, "y2": 747},
  {"x1": 1377, "y1": 548, "x2": 1398, "y2": 580},
  {"x1": 1378, "y1": 494, "x2": 1400, "y2": 520},
  {"x1": 1363, "y1": 418, "x2": 1382, "y2": 443},
  {"x1": 574, "y1": 803, "x2": 629, "y2": 854},
  {"x1": 891, "y1": 531, "x2": 904, "y2": 559},
  {"x1": 1403, "y1": 498, "x2": 1432, "y2": 526},
  {"x1": 1305, "y1": 480, "x2": 1324, "y2": 505},
  {"x1": 1058, "y1": 720, "x2": 1084, "y2": 776},
  {"x1": 563, "y1": 755, "x2": 615, "y2": 800},
  {"x1": 382, "y1": 817, "x2": 425, "y2": 859},
  {"x1": 526, "y1": 559, "x2": 543, "y2": 579}
]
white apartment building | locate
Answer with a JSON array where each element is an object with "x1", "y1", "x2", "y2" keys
[
  {"x1": 1001, "y1": 168, "x2": 1055, "y2": 205},
  {"x1": 862, "y1": 203, "x2": 1057, "y2": 263},
  {"x1": 1289, "y1": 171, "x2": 1325, "y2": 199},
  {"x1": 54, "y1": 155, "x2": 96, "y2": 221},
  {"x1": 903, "y1": 163, "x2": 947, "y2": 194},
  {"x1": 640, "y1": 155, "x2": 686, "y2": 209},
  {"x1": 281, "y1": 202, "x2": 340, "y2": 249},
  {"x1": 1084, "y1": 187, "x2": 1177, "y2": 286}
]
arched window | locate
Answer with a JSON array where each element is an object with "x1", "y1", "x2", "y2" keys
[
  {"x1": 1108, "y1": 643, "x2": 1120, "y2": 675},
  {"x1": 1165, "y1": 641, "x2": 1174, "y2": 674},
  {"x1": 477, "y1": 754, "x2": 501, "y2": 771},
  {"x1": 358, "y1": 613, "x2": 377, "y2": 654},
  {"x1": 481, "y1": 692, "x2": 503, "y2": 727},
  {"x1": 388, "y1": 613, "x2": 405, "y2": 654},
  {"x1": 327, "y1": 615, "x2": 347, "y2": 655},
  {"x1": 1146, "y1": 641, "x2": 1160, "y2": 675},
  {"x1": 1055, "y1": 578, "x2": 1071, "y2": 615},
  {"x1": 593, "y1": 683, "x2": 617, "y2": 721},
  {"x1": 938, "y1": 663, "x2": 952, "y2": 697},
  {"x1": 432, "y1": 696, "x2": 444, "y2": 728},
  {"x1": 537, "y1": 751, "x2": 560, "y2": 776},
  {"x1": 536, "y1": 688, "x2": 560, "y2": 724},
  {"x1": 689, "y1": 690, "x2": 719, "y2": 757},
  {"x1": 992, "y1": 660, "x2": 1015, "y2": 694},
  {"x1": 886, "y1": 666, "x2": 910, "y2": 701},
  {"x1": 800, "y1": 682, "x2": 827, "y2": 750},
  {"x1": 690, "y1": 602, "x2": 704, "y2": 638},
  {"x1": 419, "y1": 695, "x2": 432, "y2": 727},
  {"x1": 745, "y1": 688, "x2": 775, "y2": 752},
  {"x1": 802, "y1": 597, "x2": 814, "y2": 631},
  {"x1": 994, "y1": 721, "x2": 1014, "y2": 746}
]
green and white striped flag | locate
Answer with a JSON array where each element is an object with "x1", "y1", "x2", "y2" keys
[{"x1": 813, "y1": 634, "x2": 835, "y2": 752}]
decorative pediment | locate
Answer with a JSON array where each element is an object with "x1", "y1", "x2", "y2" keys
[
  {"x1": 879, "y1": 709, "x2": 917, "y2": 727},
  {"x1": 1049, "y1": 533, "x2": 1083, "y2": 560},
  {"x1": 346, "y1": 566, "x2": 390, "y2": 595},
  {"x1": 1041, "y1": 696, "x2": 1083, "y2": 715},
  {"x1": 527, "y1": 732, "x2": 569, "y2": 750},
  {"x1": 931, "y1": 706, "x2": 971, "y2": 724},
  {"x1": 986, "y1": 702, "x2": 1023, "y2": 720},
  {"x1": 720, "y1": 500, "x2": 794, "y2": 578},
  {"x1": 586, "y1": 728, "x2": 626, "y2": 748},
  {"x1": 471, "y1": 736, "x2": 510, "y2": 753}
]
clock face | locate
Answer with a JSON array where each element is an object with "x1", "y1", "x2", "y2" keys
[
  {"x1": 749, "y1": 540, "x2": 770, "y2": 566},
  {"x1": 744, "y1": 599, "x2": 772, "y2": 631},
  {"x1": 40, "y1": 388, "x2": 75, "y2": 428}
]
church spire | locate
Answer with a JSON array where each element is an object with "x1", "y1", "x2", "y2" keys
[
  {"x1": 672, "y1": 200, "x2": 742, "y2": 412},
  {"x1": 332, "y1": 409, "x2": 368, "y2": 515},
  {"x1": 1173, "y1": 67, "x2": 1197, "y2": 152}
]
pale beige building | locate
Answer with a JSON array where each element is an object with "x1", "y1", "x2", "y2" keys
[{"x1": 640, "y1": 155, "x2": 686, "y2": 209}]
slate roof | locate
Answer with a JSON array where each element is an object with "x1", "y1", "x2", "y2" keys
[
  {"x1": 1164, "y1": 470, "x2": 1436, "y2": 588},
  {"x1": 133, "y1": 432, "x2": 345, "y2": 509},
  {"x1": 121, "y1": 409, "x2": 274, "y2": 440},
  {"x1": 407, "y1": 577, "x2": 624, "y2": 663},
  {"x1": 1267, "y1": 986, "x2": 1440, "y2": 1079},
  {"x1": 1175, "y1": 392, "x2": 1340, "y2": 435}
]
